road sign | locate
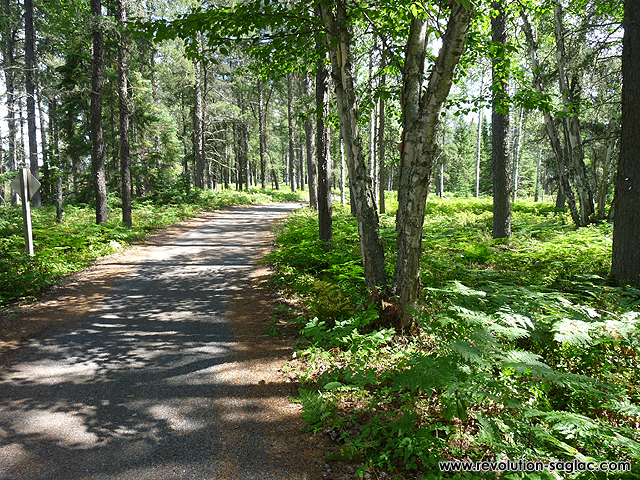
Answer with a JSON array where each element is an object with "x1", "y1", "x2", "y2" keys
[
  {"x1": 10, "y1": 169, "x2": 41, "y2": 201},
  {"x1": 10, "y1": 168, "x2": 39, "y2": 255}
]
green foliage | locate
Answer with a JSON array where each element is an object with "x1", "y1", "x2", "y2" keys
[{"x1": 272, "y1": 198, "x2": 640, "y2": 479}]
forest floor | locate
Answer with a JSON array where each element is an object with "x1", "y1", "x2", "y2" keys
[{"x1": 0, "y1": 204, "x2": 355, "y2": 480}]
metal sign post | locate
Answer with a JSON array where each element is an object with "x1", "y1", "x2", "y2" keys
[{"x1": 10, "y1": 168, "x2": 41, "y2": 256}]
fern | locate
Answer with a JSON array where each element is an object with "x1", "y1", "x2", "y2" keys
[
  {"x1": 307, "y1": 280, "x2": 354, "y2": 323},
  {"x1": 553, "y1": 318, "x2": 599, "y2": 345},
  {"x1": 392, "y1": 353, "x2": 463, "y2": 394}
]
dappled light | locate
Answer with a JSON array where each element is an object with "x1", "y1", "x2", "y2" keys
[{"x1": 0, "y1": 204, "x2": 320, "y2": 480}]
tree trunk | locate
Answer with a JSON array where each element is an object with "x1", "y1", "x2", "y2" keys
[
  {"x1": 118, "y1": 0, "x2": 132, "y2": 227},
  {"x1": 25, "y1": 0, "x2": 40, "y2": 208},
  {"x1": 339, "y1": 137, "x2": 346, "y2": 204},
  {"x1": 298, "y1": 120, "x2": 304, "y2": 191},
  {"x1": 0, "y1": 140, "x2": 4, "y2": 205},
  {"x1": 553, "y1": 1, "x2": 595, "y2": 225},
  {"x1": 37, "y1": 81, "x2": 47, "y2": 177},
  {"x1": 194, "y1": 59, "x2": 205, "y2": 189},
  {"x1": 491, "y1": 0, "x2": 511, "y2": 239},
  {"x1": 287, "y1": 74, "x2": 296, "y2": 192},
  {"x1": 369, "y1": 39, "x2": 377, "y2": 207},
  {"x1": 393, "y1": 4, "x2": 472, "y2": 327},
  {"x1": 535, "y1": 149, "x2": 542, "y2": 202},
  {"x1": 257, "y1": 79, "x2": 267, "y2": 189},
  {"x1": 612, "y1": 0, "x2": 640, "y2": 285},
  {"x1": 91, "y1": 0, "x2": 108, "y2": 224},
  {"x1": 234, "y1": 122, "x2": 242, "y2": 190},
  {"x1": 56, "y1": 176, "x2": 63, "y2": 223},
  {"x1": 49, "y1": 94, "x2": 63, "y2": 221},
  {"x1": 240, "y1": 107, "x2": 251, "y2": 192},
  {"x1": 303, "y1": 74, "x2": 318, "y2": 209},
  {"x1": 512, "y1": 106, "x2": 523, "y2": 203},
  {"x1": 597, "y1": 120, "x2": 617, "y2": 219},
  {"x1": 378, "y1": 48, "x2": 387, "y2": 214},
  {"x1": 3, "y1": 0, "x2": 18, "y2": 207},
  {"x1": 242, "y1": 112, "x2": 250, "y2": 191},
  {"x1": 315, "y1": 31, "x2": 333, "y2": 243},
  {"x1": 521, "y1": 10, "x2": 581, "y2": 227},
  {"x1": 320, "y1": 0, "x2": 387, "y2": 293},
  {"x1": 475, "y1": 70, "x2": 484, "y2": 198},
  {"x1": 18, "y1": 96, "x2": 25, "y2": 168}
]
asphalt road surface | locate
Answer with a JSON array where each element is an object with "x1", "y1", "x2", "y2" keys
[{"x1": 0, "y1": 202, "x2": 320, "y2": 480}]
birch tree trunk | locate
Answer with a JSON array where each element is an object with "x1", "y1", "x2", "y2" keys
[
  {"x1": 535, "y1": 149, "x2": 542, "y2": 202},
  {"x1": 553, "y1": 1, "x2": 595, "y2": 225},
  {"x1": 369, "y1": 38, "x2": 377, "y2": 207},
  {"x1": 91, "y1": 0, "x2": 108, "y2": 224},
  {"x1": 378, "y1": 49, "x2": 386, "y2": 214},
  {"x1": 3, "y1": 0, "x2": 18, "y2": 207},
  {"x1": 340, "y1": 137, "x2": 345, "y2": 204},
  {"x1": 25, "y1": 0, "x2": 40, "y2": 207},
  {"x1": 242, "y1": 112, "x2": 250, "y2": 191},
  {"x1": 287, "y1": 74, "x2": 296, "y2": 192},
  {"x1": 297, "y1": 138, "x2": 304, "y2": 191},
  {"x1": 512, "y1": 107, "x2": 523, "y2": 204},
  {"x1": 475, "y1": 71, "x2": 484, "y2": 198},
  {"x1": 597, "y1": 120, "x2": 618, "y2": 219},
  {"x1": 193, "y1": 58, "x2": 205, "y2": 189},
  {"x1": 37, "y1": 81, "x2": 47, "y2": 172},
  {"x1": 320, "y1": 0, "x2": 387, "y2": 293},
  {"x1": 521, "y1": 11, "x2": 581, "y2": 227},
  {"x1": 118, "y1": 0, "x2": 132, "y2": 227},
  {"x1": 393, "y1": 4, "x2": 472, "y2": 327}
]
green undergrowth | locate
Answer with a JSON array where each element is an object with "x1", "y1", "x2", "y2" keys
[
  {"x1": 0, "y1": 187, "x2": 304, "y2": 309},
  {"x1": 267, "y1": 197, "x2": 640, "y2": 480}
]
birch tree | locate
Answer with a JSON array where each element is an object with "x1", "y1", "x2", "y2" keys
[
  {"x1": 118, "y1": 0, "x2": 132, "y2": 227},
  {"x1": 2, "y1": 0, "x2": 18, "y2": 206},
  {"x1": 553, "y1": 0, "x2": 595, "y2": 225},
  {"x1": 393, "y1": 2, "x2": 472, "y2": 326},
  {"x1": 319, "y1": 0, "x2": 387, "y2": 292},
  {"x1": 25, "y1": 0, "x2": 40, "y2": 207},
  {"x1": 90, "y1": 0, "x2": 108, "y2": 224}
]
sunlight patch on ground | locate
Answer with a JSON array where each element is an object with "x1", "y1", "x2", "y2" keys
[
  {"x1": 1, "y1": 358, "x2": 99, "y2": 385},
  {"x1": 145, "y1": 401, "x2": 208, "y2": 433},
  {"x1": 11, "y1": 408, "x2": 101, "y2": 448}
]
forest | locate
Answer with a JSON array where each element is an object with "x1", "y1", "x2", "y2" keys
[{"x1": 1, "y1": 0, "x2": 639, "y2": 478}]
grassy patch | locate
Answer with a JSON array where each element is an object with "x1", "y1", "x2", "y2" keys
[
  {"x1": 0, "y1": 187, "x2": 305, "y2": 308},
  {"x1": 268, "y1": 197, "x2": 640, "y2": 479}
]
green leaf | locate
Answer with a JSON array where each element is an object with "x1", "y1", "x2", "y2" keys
[{"x1": 323, "y1": 381, "x2": 343, "y2": 391}]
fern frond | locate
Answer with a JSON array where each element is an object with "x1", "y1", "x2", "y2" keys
[
  {"x1": 607, "y1": 400, "x2": 640, "y2": 419},
  {"x1": 552, "y1": 318, "x2": 597, "y2": 345},
  {"x1": 500, "y1": 350, "x2": 551, "y2": 371},
  {"x1": 450, "y1": 338, "x2": 488, "y2": 365},
  {"x1": 392, "y1": 353, "x2": 464, "y2": 394}
]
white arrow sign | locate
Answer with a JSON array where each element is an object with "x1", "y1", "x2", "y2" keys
[
  {"x1": 10, "y1": 168, "x2": 38, "y2": 255},
  {"x1": 10, "y1": 169, "x2": 41, "y2": 201}
]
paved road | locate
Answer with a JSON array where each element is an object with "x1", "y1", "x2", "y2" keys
[{"x1": 0, "y1": 203, "x2": 316, "y2": 480}]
